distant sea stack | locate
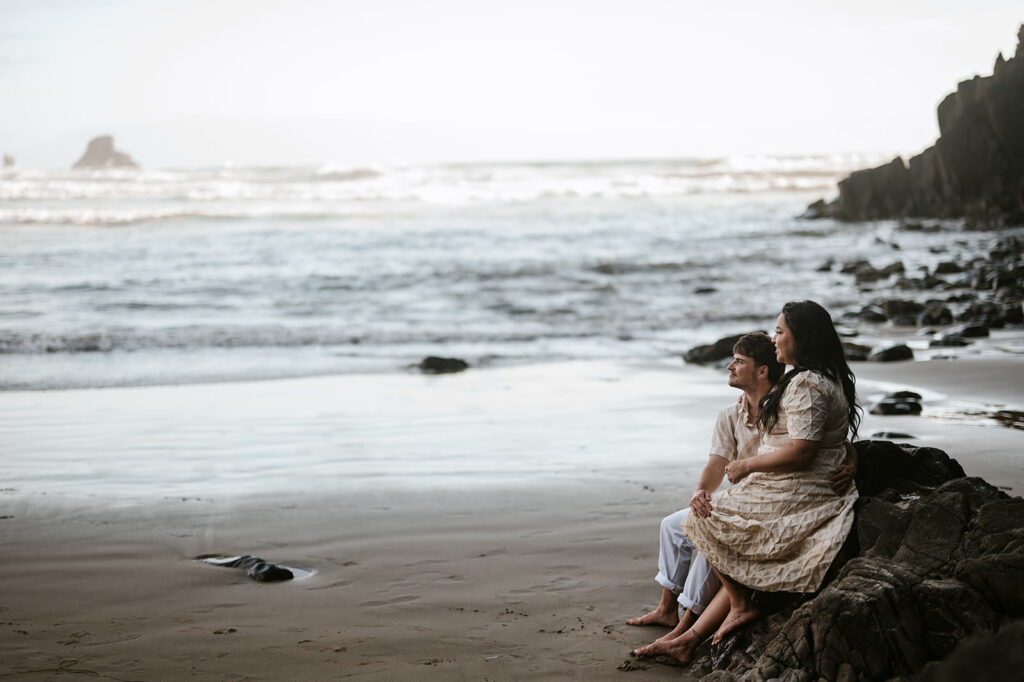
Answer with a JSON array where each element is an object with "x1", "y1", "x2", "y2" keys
[
  {"x1": 72, "y1": 135, "x2": 139, "y2": 170},
  {"x1": 807, "y1": 24, "x2": 1024, "y2": 226}
]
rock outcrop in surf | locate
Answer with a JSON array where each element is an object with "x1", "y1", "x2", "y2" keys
[{"x1": 72, "y1": 135, "x2": 139, "y2": 170}]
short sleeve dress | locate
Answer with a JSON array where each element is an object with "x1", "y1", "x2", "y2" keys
[{"x1": 680, "y1": 370, "x2": 858, "y2": 593}]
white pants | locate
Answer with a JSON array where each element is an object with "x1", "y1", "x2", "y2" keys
[{"x1": 655, "y1": 508, "x2": 720, "y2": 614}]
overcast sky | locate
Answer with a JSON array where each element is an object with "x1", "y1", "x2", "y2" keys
[{"x1": 1, "y1": 0, "x2": 1021, "y2": 168}]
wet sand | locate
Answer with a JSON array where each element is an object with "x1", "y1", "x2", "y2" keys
[{"x1": 1, "y1": 355, "x2": 1022, "y2": 680}]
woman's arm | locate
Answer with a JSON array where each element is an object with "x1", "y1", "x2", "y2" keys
[{"x1": 724, "y1": 439, "x2": 819, "y2": 483}]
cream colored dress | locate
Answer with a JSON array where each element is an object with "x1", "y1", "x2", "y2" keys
[{"x1": 681, "y1": 370, "x2": 858, "y2": 593}]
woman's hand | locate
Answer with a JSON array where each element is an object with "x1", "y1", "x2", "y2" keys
[{"x1": 725, "y1": 459, "x2": 750, "y2": 484}]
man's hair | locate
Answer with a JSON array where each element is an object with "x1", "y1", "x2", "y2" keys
[{"x1": 733, "y1": 332, "x2": 784, "y2": 384}]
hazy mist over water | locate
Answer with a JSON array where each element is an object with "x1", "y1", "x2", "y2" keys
[{"x1": 0, "y1": 155, "x2": 1002, "y2": 390}]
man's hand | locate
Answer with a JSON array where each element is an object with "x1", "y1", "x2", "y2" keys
[
  {"x1": 724, "y1": 459, "x2": 749, "y2": 484},
  {"x1": 690, "y1": 489, "x2": 713, "y2": 518},
  {"x1": 830, "y1": 460, "x2": 856, "y2": 494}
]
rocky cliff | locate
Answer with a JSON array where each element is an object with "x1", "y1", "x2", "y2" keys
[{"x1": 809, "y1": 25, "x2": 1024, "y2": 226}]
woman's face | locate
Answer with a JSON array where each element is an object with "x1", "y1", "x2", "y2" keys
[{"x1": 772, "y1": 312, "x2": 796, "y2": 365}]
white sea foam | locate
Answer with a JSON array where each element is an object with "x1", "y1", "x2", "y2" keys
[{"x1": 0, "y1": 154, "x2": 1000, "y2": 390}]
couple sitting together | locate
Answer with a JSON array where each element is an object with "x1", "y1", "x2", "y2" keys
[{"x1": 628, "y1": 300, "x2": 860, "y2": 664}]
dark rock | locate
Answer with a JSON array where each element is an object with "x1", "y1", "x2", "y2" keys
[
  {"x1": 878, "y1": 298, "x2": 925, "y2": 318},
  {"x1": 842, "y1": 341, "x2": 872, "y2": 362},
  {"x1": 992, "y1": 410, "x2": 1024, "y2": 430},
  {"x1": 72, "y1": 135, "x2": 139, "y2": 169},
  {"x1": 688, "y1": 441, "x2": 1024, "y2": 682},
  {"x1": 890, "y1": 313, "x2": 919, "y2": 326},
  {"x1": 246, "y1": 560, "x2": 295, "y2": 582},
  {"x1": 801, "y1": 199, "x2": 829, "y2": 219},
  {"x1": 869, "y1": 343, "x2": 914, "y2": 362},
  {"x1": 418, "y1": 356, "x2": 470, "y2": 374},
  {"x1": 804, "y1": 25, "x2": 1024, "y2": 225},
  {"x1": 854, "y1": 441, "x2": 966, "y2": 497},
  {"x1": 833, "y1": 157, "x2": 914, "y2": 220},
  {"x1": 951, "y1": 324, "x2": 990, "y2": 338},
  {"x1": 880, "y1": 261, "x2": 906, "y2": 277},
  {"x1": 930, "y1": 333, "x2": 971, "y2": 347},
  {"x1": 1004, "y1": 303, "x2": 1024, "y2": 324},
  {"x1": 855, "y1": 266, "x2": 886, "y2": 284},
  {"x1": 856, "y1": 304, "x2": 889, "y2": 322},
  {"x1": 896, "y1": 273, "x2": 945, "y2": 291},
  {"x1": 920, "y1": 304, "x2": 954, "y2": 326},
  {"x1": 683, "y1": 332, "x2": 764, "y2": 365},
  {"x1": 902, "y1": 222, "x2": 945, "y2": 232},
  {"x1": 958, "y1": 302, "x2": 1006, "y2": 327},
  {"x1": 197, "y1": 554, "x2": 295, "y2": 582},
  {"x1": 840, "y1": 259, "x2": 872, "y2": 275},
  {"x1": 916, "y1": 620, "x2": 1024, "y2": 682},
  {"x1": 816, "y1": 258, "x2": 834, "y2": 272},
  {"x1": 871, "y1": 391, "x2": 924, "y2": 415},
  {"x1": 871, "y1": 431, "x2": 918, "y2": 439},
  {"x1": 694, "y1": 287, "x2": 717, "y2": 294},
  {"x1": 935, "y1": 261, "x2": 965, "y2": 274}
]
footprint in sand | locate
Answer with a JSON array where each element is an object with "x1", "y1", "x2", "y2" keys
[{"x1": 359, "y1": 595, "x2": 420, "y2": 607}]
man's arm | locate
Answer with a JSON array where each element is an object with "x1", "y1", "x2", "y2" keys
[
  {"x1": 689, "y1": 455, "x2": 727, "y2": 517},
  {"x1": 830, "y1": 441, "x2": 857, "y2": 494},
  {"x1": 724, "y1": 439, "x2": 819, "y2": 483}
]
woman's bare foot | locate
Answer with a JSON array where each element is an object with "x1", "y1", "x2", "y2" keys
[
  {"x1": 711, "y1": 603, "x2": 760, "y2": 644},
  {"x1": 649, "y1": 609, "x2": 696, "y2": 643},
  {"x1": 626, "y1": 607, "x2": 679, "y2": 628},
  {"x1": 632, "y1": 627, "x2": 704, "y2": 664}
]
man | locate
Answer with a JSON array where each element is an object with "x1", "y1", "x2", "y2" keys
[
  {"x1": 627, "y1": 332, "x2": 857, "y2": 660},
  {"x1": 626, "y1": 332, "x2": 783, "y2": 640}
]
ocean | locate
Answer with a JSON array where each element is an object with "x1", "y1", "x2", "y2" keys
[{"x1": 0, "y1": 154, "x2": 991, "y2": 391}]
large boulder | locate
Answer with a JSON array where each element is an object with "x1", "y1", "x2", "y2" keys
[
  {"x1": 683, "y1": 332, "x2": 764, "y2": 365},
  {"x1": 805, "y1": 25, "x2": 1024, "y2": 225},
  {"x1": 685, "y1": 441, "x2": 1024, "y2": 681},
  {"x1": 72, "y1": 135, "x2": 139, "y2": 169},
  {"x1": 417, "y1": 356, "x2": 469, "y2": 374}
]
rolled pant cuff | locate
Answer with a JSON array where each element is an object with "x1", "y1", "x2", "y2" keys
[{"x1": 654, "y1": 572, "x2": 684, "y2": 595}]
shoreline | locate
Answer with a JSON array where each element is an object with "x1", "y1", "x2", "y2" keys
[{"x1": 1, "y1": 353, "x2": 1022, "y2": 679}]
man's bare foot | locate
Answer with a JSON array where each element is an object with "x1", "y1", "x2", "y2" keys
[
  {"x1": 711, "y1": 604, "x2": 760, "y2": 644},
  {"x1": 625, "y1": 607, "x2": 679, "y2": 628},
  {"x1": 632, "y1": 628, "x2": 704, "y2": 664}
]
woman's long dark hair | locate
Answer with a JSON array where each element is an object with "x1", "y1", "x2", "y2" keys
[{"x1": 758, "y1": 300, "x2": 861, "y2": 440}]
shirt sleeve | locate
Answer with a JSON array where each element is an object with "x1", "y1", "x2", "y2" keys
[
  {"x1": 782, "y1": 372, "x2": 829, "y2": 441},
  {"x1": 708, "y1": 407, "x2": 739, "y2": 462}
]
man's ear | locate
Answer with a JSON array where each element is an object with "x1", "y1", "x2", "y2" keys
[{"x1": 756, "y1": 365, "x2": 769, "y2": 379}]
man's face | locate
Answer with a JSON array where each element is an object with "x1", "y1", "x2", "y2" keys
[{"x1": 727, "y1": 353, "x2": 761, "y2": 389}]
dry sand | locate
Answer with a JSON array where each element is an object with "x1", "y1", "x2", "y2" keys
[{"x1": 1, "y1": 355, "x2": 1022, "y2": 680}]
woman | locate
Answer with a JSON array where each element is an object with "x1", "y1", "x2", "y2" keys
[{"x1": 680, "y1": 300, "x2": 860, "y2": 644}]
